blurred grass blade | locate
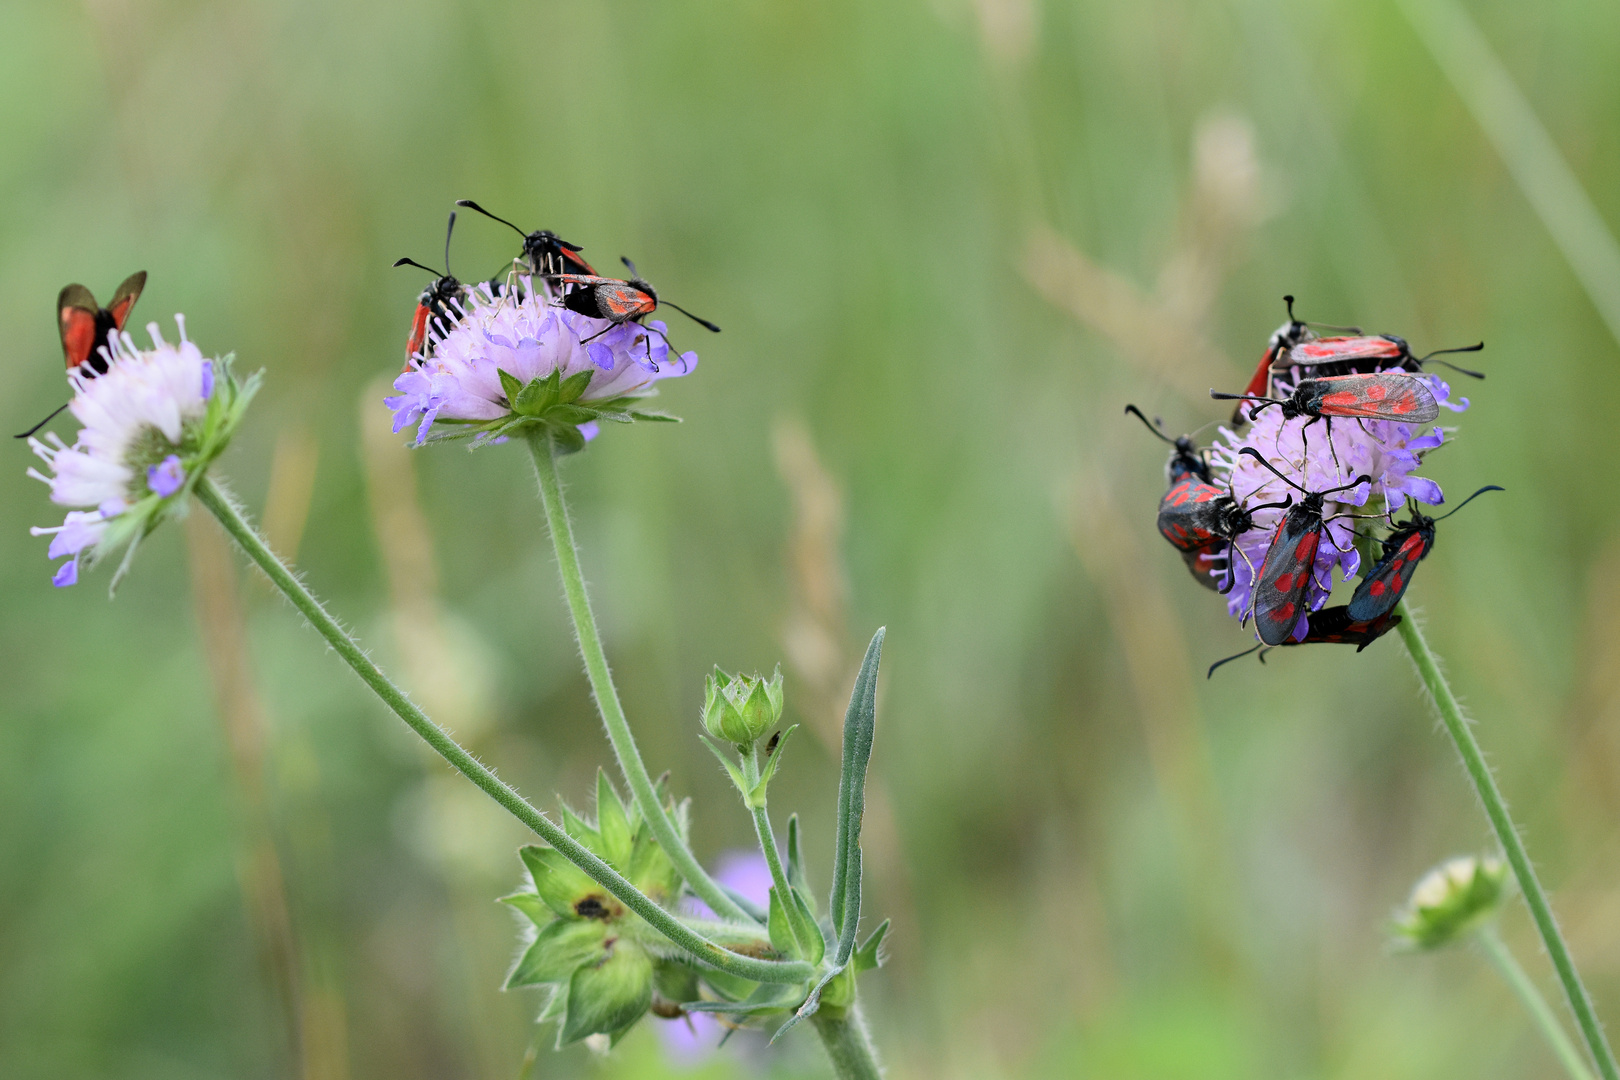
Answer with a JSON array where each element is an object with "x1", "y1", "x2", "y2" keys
[
  {"x1": 829, "y1": 628, "x2": 883, "y2": 938},
  {"x1": 1397, "y1": 0, "x2": 1620, "y2": 348}
]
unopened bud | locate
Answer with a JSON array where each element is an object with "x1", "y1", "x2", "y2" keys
[{"x1": 701, "y1": 666, "x2": 784, "y2": 748}]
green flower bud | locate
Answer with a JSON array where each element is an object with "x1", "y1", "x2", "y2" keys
[
  {"x1": 701, "y1": 665, "x2": 785, "y2": 747},
  {"x1": 1392, "y1": 855, "x2": 1509, "y2": 950}
]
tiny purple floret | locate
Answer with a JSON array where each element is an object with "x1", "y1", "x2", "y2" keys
[{"x1": 147, "y1": 455, "x2": 185, "y2": 497}]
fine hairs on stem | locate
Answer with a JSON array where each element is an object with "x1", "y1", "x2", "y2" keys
[
  {"x1": 193, "y1": 473, "x2": 811, "y2": 987},
  {"x1": 524, "y1": 430, "x2": 760, "y2": 926},
  {"x1": 1395, "y1": 600, "x2": 1619, "y2": 1080}
]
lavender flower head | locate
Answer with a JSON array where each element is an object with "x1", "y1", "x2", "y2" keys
[
  {"x1": 386, "y1": 278, "x2": 697, "y2": 450},
  {"x1": 1204, "y1": 372, "x2": 1466, "y2": 637},
  {"x1": 27, "y1": 317, "x2": 256, "y2": 589}
]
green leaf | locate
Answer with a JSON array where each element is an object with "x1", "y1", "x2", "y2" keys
[
  {"x1": 786, "y1": 814, "x2": 812, "y2": 906},
  {"x1": 551, "y1": 424, "x2": 588, "y2": 455},
  {"x1": 854, "y1": 918, "x2": 890, "y2": 973},
  {"x1": 497, "y1": 368, "x2": 524, "y2": 406},
  {"x1": 559, "y1": 802, "x2": 604, "y2": 859},
  {"x1": 506, "y1": 918, "x2": 607, "y2": 988},
  {"x1": 519, "y1": 845, "x2": 599, "y2": 918},
  {"x1": 559, "y1": 940, "x2": 653, "y2": 1045},
  {"x1": 787, "y1": 885, "x2": 825, "y2": 965},
  {"x1": 829, "y1": 629, "x2": 883, "y2": 945},
  {"x1": 627, "y1": 410, "x2": 681, "y2": 422},
  {"x1": 699, "y1": 735, "x2": 750, "y2": 796},
  {"x1": 625, "y1": 828, "x2": 681, "y2": 905},
  {"x1": 557, "y1": 370, "x2": 595, "y2": 403},
  {"x1": 516, "y1": 370, "x2": 561, "y2": 415},
  {"x1": 544, "y1": 403, "x2": 601, "y2": 426},
  {"x1": 595, "y1": 769, "x2": 633, "y2": 869},
  {"x1": 748, "y1": 723, "x2": 799, "y2": 806},
  {"x1": 499, "y1": 891, "x2": 554, "y2": 927},
  {"x1": 536, "y1": 985, "x2": 566, "y2": 1022},
  {"x1": 768, "y1": 887, "x2": 800, "y2": 959}
]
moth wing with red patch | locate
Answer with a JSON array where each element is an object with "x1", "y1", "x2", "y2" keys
[
  {"x1": 1233, "y1": 349, "x2": 1275, "y2": 423},
  {"x1": 405, "y1": 304, "x2": 431, "y2": 367},
  {"x1": 546, "y1": 273, "x2": 617, "y2": 286},
  {"x1": 594, "y1": 282, "x2": 656, "y2": 320},
  {"x1": 1181, "y1": 546, "x2": 1225, "y2": 591},
  {"x1": 559, "y1": 247, "x2": 596, "y2": 276},
  {"x1": 1252, "y1": 508, "x2": 1321, "y2": 646},
  {"x1": 1310, "y1": 373, "x2": 1440, "y2": 422},
  {"x1": 1156, "y1": 479, "x2": 1226, "y2": 552},
  {"x1": 1347, "y1": 527, "x2": 1431, "y2": 621},
  {"x1": 106, "y1": 271, "x2": 147, "y2": 330},
  {"x1": 58, "y1": 284, "x2": 101, "y2": 369},
  {"x1": 1284, "y1": 336, "x2": 1401, "y2": 369}
]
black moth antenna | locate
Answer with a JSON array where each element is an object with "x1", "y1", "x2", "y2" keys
[
  {"x1": 455, "y1": 199, "x2": 526, "y2": 238},
  {"x1": 1282, "y1": 293, "x2": 1360, "y2": 334},
  {"x1": 1123, "y1": 404, "x2": 1176, "y2": 445},
  {"x1": 1237, "y1": 446, "x2": 1370, "y2": 498},
  {"x1": 392, "y1": 212, "x2": 457, "y2": 279},
  {"x1": 1208, "y1": 642, "x2": 1264, "y2": 678},
  {"x1": 15, "y1": 401, "x2": 71, "y2": 440},
  {"x1": 1415, "y1": 340, "x2": 1486, "y2": 380},
  {"x1": 620, "y1": 256, "x2": 721, "y2": 333},
  {"x1": 1429, "y1": 484, "x2": 1504, "y2": 522},
  {"x1": 1208, "y1": 388, "x2": 1281, "y2": 416}
]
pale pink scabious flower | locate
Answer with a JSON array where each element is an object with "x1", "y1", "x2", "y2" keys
[
  {"x1": 1204, "y1": 373, "x2": 1465, "y2": 635},
  {"x1": 386, "y1": 279, "x2": 697, "y2": 448},
  {"x1": 27, "y1": 317, "x2": 255, "y2": 589}
]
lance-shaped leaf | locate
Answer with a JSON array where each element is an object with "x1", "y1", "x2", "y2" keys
[
  {"x1": 519, "y1": 845, "x2": 600, "y2": 918},
  {"x1": 853, "y1": 918, "x2": 890, "y2": 974},
  {"x1": 558, "y1": 938, "x2": 653, "y2": 1046},
  {"x1": 786, "y1": 813, "x2": 813, "y2": 906},
  {"x1": 558, "y1": 369, "x2": 595, "y2": 404},
  {"x1": 507, "y1": 918, "x2": 607, "y2": 988},
  {"x1": 748, "y1": 724, "x2": 799, "y2": 807},
  {"x1": 595, "y1": 769, "x2": 633, "y2": 869},
  {"x1": 829, "y1": 628, "x2": 883, "y2": 941}
]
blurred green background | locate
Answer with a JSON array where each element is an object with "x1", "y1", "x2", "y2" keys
[{"x1": 5, "y1": 0, "x2": 1620, "y2": 1077}]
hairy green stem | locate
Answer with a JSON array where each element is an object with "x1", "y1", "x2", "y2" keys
[
  {"x1": 1478, "y1": 925, "x2": 1598, "y2": 1080},
  {"x1": 196, "y1": 475, "x2": 807, "y2": 985},
  {"x1": 811, "y1": 1006, "x2": 884, "y2": 1080},
  {"x1": 1396, "y1": 600, "x2": 1616, "y2": 1080},
  {"x1": 525, "y1": 433, "x2": 758, "y2": 925},
  {"x1": 742, "y1": 751, "x2": 793, "y2": 901}
]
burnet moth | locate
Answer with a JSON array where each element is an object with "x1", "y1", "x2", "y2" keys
[
  {"x1": 1206, "y1": 605, "x2": 1402, "y2": 678},
  {"x1": 1236, "y1": 447, "x2": 1372, "y2": 646},
  {"x1": 1210, "y1": 371, "x2": 1441, "y2": 468},
  {"x1": 1345, "y1": 485, "x2": 1504, "y2": 622},
  {"x1": 545, "y1": 257, "x2": 720, "y2": 365},
  {"x1": 15, "y1": 271, "x2": 147, "y2": 440},
  {"x1": 1231, "y1": 296, "x2": 1362, "y2": 425},
  {"x1": 453, "y1": 199, "x2": 595, "y2": 279},
  {"x1": 1123, "y1": 404, "x2": 1212, "y2": 485},
  {"x1": 1152, "y1": 446, "x2": 1297, "y2": 596},
  {"x1": 1126, "y1": 405, "x2": 1229, "y2": 590},
  {"x1": 394, "y1": 212, "x2": 466, "y2": 369},
  {"x1": 1283, "y1": 334, "x2": 1485, "y2": 381}
]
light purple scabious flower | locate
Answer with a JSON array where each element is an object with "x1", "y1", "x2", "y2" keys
[
  {"x1": 28, "y1": 318, "x2": 215, "y2": 587},
  {"x1": 385, "y1": 279, "x2": 697, "y2": 446},
  {"x1": 1204, "y1": 372, "x2": 1464, "y2": 636}
]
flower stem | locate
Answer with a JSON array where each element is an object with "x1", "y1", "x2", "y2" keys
[
  {"x1": 525, "y1": 432, "x2": 758, "y2": 926},
  {"x1": 1395, "y1": 600, "x2": 1617, "y2": 1080},
  {"x1": 195, "y1": 474, "x2": 808, "y2": 985},
  {"x1": 1477, "y1": 924, "x2": 1598, "y2": 1080},
  {"x1": 811, "y1": 1006, "x2": 884, "y2": 1080},
  {"x1": 742, "y1": 749, "x2": 795, "y2": 920}
]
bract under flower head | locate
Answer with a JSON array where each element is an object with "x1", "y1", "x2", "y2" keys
[
  {"x1": 1205, "y1": 373, "x2": 1462, "y2": 637},
  {"x1": 1392, "y1": 854, "x2": 1508, "y2": 950},
  {"x1": 386, "y1": 279, "x2": 697, "y2": 450},
  {"x1": 27, "y1": 317, "x2": 257, "y2": 590}
]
